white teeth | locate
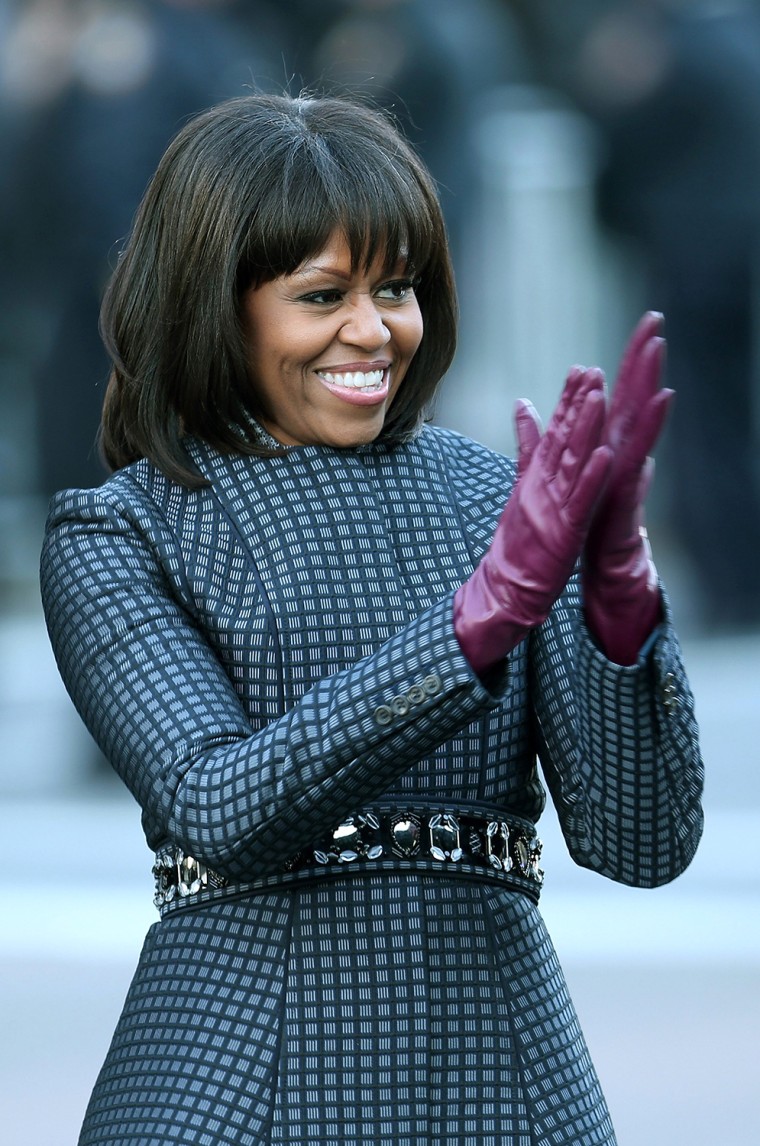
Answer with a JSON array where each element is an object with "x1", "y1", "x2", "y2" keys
[{"x1": 319, "y1": 369, "x2": 385, "y2": 390}]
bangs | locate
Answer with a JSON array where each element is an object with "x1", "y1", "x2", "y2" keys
[
  {"x1": 238, "y1": 109, "x2": 439, "y2": 287},
  {"x1": 99, "y1": 93, "x2": 457, "y2": 483}
]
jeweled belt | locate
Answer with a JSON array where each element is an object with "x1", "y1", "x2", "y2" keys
[{"x1": 153, "y1": 807, "x2": 544, "y2": 911}]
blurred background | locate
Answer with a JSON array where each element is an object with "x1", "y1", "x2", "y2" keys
[{"x1": 0, "y1": 1, "x2": 758, "y2": 1143}]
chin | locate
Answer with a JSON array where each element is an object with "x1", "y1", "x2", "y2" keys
[{"x1": 324, "y1": 416, "x2": 386, "y2": 449}]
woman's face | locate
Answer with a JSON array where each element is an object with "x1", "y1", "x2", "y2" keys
[{"x1": 241, "y1": 230, "x2": 424, "y2": 448}]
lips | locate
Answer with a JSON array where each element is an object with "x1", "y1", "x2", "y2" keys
[
  {"x1": 317, "y1": 367, "x2": 384, "y2": 390},
  {"x1": 315, "y1": 366, "x2": 390, "y2": 405}
]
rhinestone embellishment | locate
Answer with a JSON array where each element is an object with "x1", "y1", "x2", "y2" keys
[
  {"x1": 152, "y1": 809, "x2": 545, "y2": 914},
  {"x1": 429, "y1": 813, "x2": 462, "y2": 861},
  {"x1": 390, "y1": 812, "x2": 422, "y2": 857},
  {"x1": 314, "y1": 812, "x2": 384, "y2": 865},
  {"x1": 485, "y1": 820, "x2": 512, "y2": 872},
  {"x1": 152, "y1": 846, "x2": 229, "y2": 908}
]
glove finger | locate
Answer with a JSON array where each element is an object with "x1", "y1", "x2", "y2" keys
[
  {"x1": 612, "y1": 312, "x2": 663, "y2": 401},
  {"x1": 610, "y1": 454, "x2": 658, "y2": 533},
  {"x1": 543, "y1": 367, "x2": 605, "y2": 477},
  {"x1": 615, "y1": 386, "x2": 675, "y2": 477},
  {"x1": 514, "y1": 399, "x2": 543, "y2": 479},
  {"x1": 608, "y1": 326, "x2": 665, "y2": 443},
  {"x1": 564, "y1": 444, "x2": 613, "y2": 533},
  {"x1": 634, "y1": 385, "x2": 674, "y2": 463},
  {"x1": 636, "y1": 456, "x2": 655, "y2": 507},
  {"x1": 553, "y1": 383, "x2": 607, "y2": 503}
]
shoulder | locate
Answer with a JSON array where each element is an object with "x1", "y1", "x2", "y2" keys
[
  {"x1": 41, "y1": 459, "x2": 196, "y2": 587},
  {"x1": 43, "y1": 456, "x2": 205, "y2": 539},
  {"x1": 40, "y1": 460, "x2": 205, "y2": 628},
  {"x1": 416, "y1": 424, "x2": 517, "y2": 521},
  {"x1": 417, "y1": 423, "x2": 517, "y2": 483}
]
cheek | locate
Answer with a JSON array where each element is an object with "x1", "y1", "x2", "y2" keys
[
  {"x1": 252, "y1": 328, "x2": 303, "y2": 388},
  {"x1": 272, "y1": 319, "x2": 330, "y2": 367},
  {"x1": 400, "y1": 306, "x2": 424, "y2": 359}
]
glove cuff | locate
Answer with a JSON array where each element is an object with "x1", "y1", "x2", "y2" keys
[
  {"x1": 583, "y1": 558, "x2": 662, "y2": 665},
  {"x1": 452, "y1": 580, "x2": 530, "y2": 677}
]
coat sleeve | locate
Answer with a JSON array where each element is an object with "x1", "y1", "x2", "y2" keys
[
  {"x1": 40, "y1": 482, "x2": 510, "y2": 881},
  {"x1": 529, "y1": 572, "x2": 704, "y2": 888}
]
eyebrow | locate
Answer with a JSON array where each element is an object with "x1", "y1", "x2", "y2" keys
[
  {"x1": 291, "y1": 251, "x2": 411, "y2": 283},
  {"x1": 292, "y1": 263, "x2": 353, "y2": 283}
]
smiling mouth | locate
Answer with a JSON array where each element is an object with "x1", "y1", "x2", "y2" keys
[{"x1": 316, "y1": 368, "x2": 386, "y2": 393}]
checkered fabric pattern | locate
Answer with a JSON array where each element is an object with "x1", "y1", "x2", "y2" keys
[{"x1": 40, "y1": 424, "x2": 704, "y2": 1145}]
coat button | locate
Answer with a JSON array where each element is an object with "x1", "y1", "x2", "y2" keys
[
  {"x1": 373, "y1": 704, "x2": 393, "y2": 726},
  {"x1": 422, "y1": 673, "x2": 442, "y2": 696},
  {"x1": 407, "y1": 685, "x2": 425, "y2": 705},
  {"x1": 662, "y1": 672, "x2": 679, "y2": 712},
  {"x1": 391, "y1": 695, "x2": 410, "y2": 716}
]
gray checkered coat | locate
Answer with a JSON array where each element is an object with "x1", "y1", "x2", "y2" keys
[{"x1": 41, "y1": 423, "x2": 704, "y2": 1145}]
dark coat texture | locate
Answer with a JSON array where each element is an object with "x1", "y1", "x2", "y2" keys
[{"x1": 41, "y1": 424, "x2": 704, "y2": 1145}]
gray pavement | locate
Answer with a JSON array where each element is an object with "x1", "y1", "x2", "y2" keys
[{"x1": 1, "y1": 614, "x2": 758, "y2": 1145}]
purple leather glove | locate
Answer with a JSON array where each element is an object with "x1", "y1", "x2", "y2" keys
[
  {"x1": 582, "y1": 312, "x2": 674, "y2": 665},
  {"x1": 453, "y1": 367, "x2": 612, "y2": 677}
]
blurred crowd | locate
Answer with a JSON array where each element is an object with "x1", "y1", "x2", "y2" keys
[{"x1": 1, "y1": 0, "x2": 760, "y2": 632}]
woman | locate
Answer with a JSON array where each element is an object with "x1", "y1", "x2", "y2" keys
[{"x1": 41, "y1": 93, "x2": 704, "y2": 1145}]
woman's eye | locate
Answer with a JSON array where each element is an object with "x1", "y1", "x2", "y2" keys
[
  {"x1": 376, "y1": 278, "x2": 417, "y2": 301},
  {"x1": 301, "y1": 289, "x2": 344, "y2": 305}
]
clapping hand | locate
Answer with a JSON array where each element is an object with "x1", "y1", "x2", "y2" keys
[
  {"x1": 453, "y1": 312, "x2": 673, "y2": 676},
  {"x1": 582, "y1": 312, "x2": 673, "y2": 664},
  {"x1": 453, "y1": 367, "x2": 612, "y2": 675}
]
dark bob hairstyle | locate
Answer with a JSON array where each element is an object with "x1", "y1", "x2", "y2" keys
[{"x1": 99, "y1": 92, "x2": 458, "y2": 486}]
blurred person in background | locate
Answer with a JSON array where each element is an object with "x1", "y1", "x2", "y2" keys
[
  {"x1": 586, "y1": 0, "x2": 760, "y2": 633},
  {"x1": 0, "y1": 0, "x2": 286, "y2": 498},
  {"x1": 0, "y1": 0, "x2": 522, "y2": 504},
  {"x1": 500, "y1": 0, "x2": 760, "y2": 632},
  {"x1": 41, "y1": 92, "x2": 703, "y2": 1145},
  {"x1": 275, "y1": 0, "x2": 525, "y2": 276}
]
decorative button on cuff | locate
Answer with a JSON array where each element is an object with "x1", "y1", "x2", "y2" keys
[
  {"x1": 373, "y1": 674, "x2": 443, "y2": 726},
  {"x1": 422, "y1": 674, "x2": 442, "y2": 696},
  {"x1": 662, "y1": 672, "x2": 679, "y2": 713}
]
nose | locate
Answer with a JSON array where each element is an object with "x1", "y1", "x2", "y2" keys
[{"x1": 339, "y1": 295, "x2": 390, "y2": 349}]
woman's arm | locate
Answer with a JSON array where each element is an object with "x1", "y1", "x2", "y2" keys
[
  {"x1": 530, "y1": 573, "x2": 704, "y2": 888},
  {"x1": 41, "y1": 482, "x2": 508, "y2": 882}
]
